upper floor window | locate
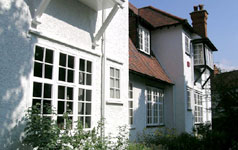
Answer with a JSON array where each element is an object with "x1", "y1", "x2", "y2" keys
[
  {"x1": 185, "y1": 36, "x2": 190, "y2": 54},
  {"x1": 110, "y1": 67, "x2": 120, "y2": 99},
  {"x1": 146, "y1": 87, "x2": 164, "y2": 126},
  {"x1": 138, "y1": 25, "x2": 150, "y2": 55},
  {"x1": 194, "y1": 44, "x2": 204, "y2": 65}
]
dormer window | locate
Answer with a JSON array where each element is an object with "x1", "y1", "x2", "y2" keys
[{"x1": 138, "y1": 25, "x2": 150, "y2": 54}]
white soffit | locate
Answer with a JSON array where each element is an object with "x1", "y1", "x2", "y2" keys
[{"x1": 78, "y1": 0, "x2": 121, "y2": 11}]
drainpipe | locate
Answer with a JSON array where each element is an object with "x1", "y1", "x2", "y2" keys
[{"x1": 100, "y1": 8, "x2": 106, "y2": 139}]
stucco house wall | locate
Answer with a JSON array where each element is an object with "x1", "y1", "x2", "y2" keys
[
  {"x1": 0, "y1": 0, "x2": 128, "y2": 149},
  {"x1": 151, "y1": 25, "x2": 186, "y2": 133},
  {"x1": 129, "y1": 73, "x2": 174, "y2": 141}
]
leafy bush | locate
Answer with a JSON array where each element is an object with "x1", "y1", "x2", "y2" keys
[{"x1": 22, "y1": 105, "x2": 128, "y2": 150}]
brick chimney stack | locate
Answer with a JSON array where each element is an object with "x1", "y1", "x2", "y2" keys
[{"x1": 190, "y1": 4, "x2": 208, "y2": 38}]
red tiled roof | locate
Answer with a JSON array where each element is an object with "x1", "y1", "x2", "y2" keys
[
  {"x1": 138, "y1": 6, "x2": 186, "y2": 28},
  {"x1": 129, "y1": 2, "x2": 138, "y2": 15},
  {"x1": 129, "y1": 38, "x2": 173, "y2": 84}
]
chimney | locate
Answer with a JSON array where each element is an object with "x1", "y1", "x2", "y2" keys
[{"x1": 190, "y1": 4, "x2": 208, "y2": 38}]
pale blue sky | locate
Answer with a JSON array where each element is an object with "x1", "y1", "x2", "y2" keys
[{"x1": 129, "y1": 0, "x2": 238, "y2": 71}]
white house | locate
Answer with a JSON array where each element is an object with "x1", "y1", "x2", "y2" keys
[
  {"x1": 0, "y1": 0, "x2": 128, "y2": 149},
  {"x1": 128, "y1": 3, "x2": 217, "y2": 138}
]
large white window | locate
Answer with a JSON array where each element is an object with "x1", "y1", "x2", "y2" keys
[
  {"x1": 138, "y1": 25, "x2": 150, "y2": 54},
  {"x1": 128, "y1": 83, "x2": 134, "y2": 125},
  {"x1": 32, "y1": 45, "x2": 93, "y2": 129},
  {"x1": 110, "y1": 67, "x2": 120, "y2": 99},
  {"x1": 194, "y1": 91, "x2": 203, "y2": 123},
  {"x1": 146, "y1": 87, "x2": 164, "y2": 126}
]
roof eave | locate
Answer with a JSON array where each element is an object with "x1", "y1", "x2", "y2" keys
[{"x1": 129, "y1": 69, "x2": 174, "y2": 85}]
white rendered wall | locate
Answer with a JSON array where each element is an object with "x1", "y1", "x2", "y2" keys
[
  {"x1": 129, "y1": 74, "x2": 173, "y2": 141},
  {"x1": 0, "y1": 0, "x2": 129, "y2": 149},
  {"x1": 151, "y1": 26, "x2": 186, "y2": 133}
]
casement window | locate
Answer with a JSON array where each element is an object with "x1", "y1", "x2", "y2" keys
[
  {"x1": 110, "y1": 67, "x2": 120, "y2": 99},
  {"x1": 194, "y1": 91, "x2": 203, "y2": 123},
  {"x1": 146, "y1": 87, "x2": 164, "y2": 126},
  {"x1": 32, "y1": 45, "x2": 93, "y2": 129},
  {"x1": 187, "y1": 87, "x2": 192, "y2": 110},
  {"x1": 194, "y1": 44, "x2": 204, "y2": 65},
  {"x1": 138, "y1": 25, "x2": 150, "y2": 54},
  {"x1": 128, "y1": 83, "x2": 133, "y2": 125},
  {"x1": 185, "y1": 36, "x2": 190, "y2": 54}
]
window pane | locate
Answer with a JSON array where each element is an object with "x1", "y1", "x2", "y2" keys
[
  {"x1": 79, "y1": 59, "x2": 85, "y2": 71},
  {"x1": 67, "y1": 70, "x2": 74, "y2": 83},
  {"x1": 68, "y1": 56, "x2": 74, "y2": 69},
  {"x1": 43, "y1": 84, "x2": 52, "y2": 98},
  {"x1": 79, "y1": 72, "x2": 85, "y2": 84},
  {"x1": 67, "y1": 87, "x2": 73, "y2": 100},
  {"x1": 115, "y1": 79, "x2": 119, "y2": 88},
  {"x1": 45, "y1": 49, "x2": 53, "y2": 64},
  {"x1": 33, "y1": 82, "x2": 42, "y2": 97},
  {"x1": 110, "y1": 78, "x2": 114, "y2": 88},
  {"x1": 32, "y1": 99, "x2": 41, "y2": 113},
  {"x1": 43, "y1": 100, "x2": 51, "y2": 114},
  {"x1": 59, "y1": 53, "x2": 66, "y2": 67},
  {"x1": 34, "y1": 62, "x2": 42, "y2": 77},
  {"x1": 86, "y1": 90, "x2": 91, "y2": 101},
  {"x1": 59, "y1": 68, "x2": 66, "y2": 81},
  {"x1": 110, "y1": 89, "x2": 114, "y2": 98},
  {"x1": 78, "y1": 102, "x2": 84, "y2": 114},
  {"x1": 78, "y1": 88, "x2": 84, "y2": 101},
  {"x1": 115, "y1": 69, "x2": 119, "y2": 78},
  {"x1": 86, "y1": 103, "x2": 91, "y2": 115},
  {"x1": 58, "y1": 86, "x2": 65, "y2": 99},
  {"x1": 110, "y1": 68, "x2": 114, "y2": 77},
  {"x1": 129, "y1": 101, "x2": 133, "y2": 108},
  {"x1": 86, "y1": 74, "x2": 91, "y2": 85},
  {"x1": 67, "y1": 102, "x2": 73, "y2": 114},
  {"x1": 58, "y1": 101, "x2": 65, "y2": 114},
  {"x1": 85, "y1": 117, "x2": 91, "y2": 128},
  {"x1": 87, "y1": 61, "x2": 92, "y2": 73},
  {"x1": 116, "y1": 90, "x2": 120, "y2": 99},
  {"x1": 44, "y1": 64, "x2": 53, "y2": 79},
  {"x1": 57, "y1": 117, "x2": 64, "y2": 129},
  {"x1": 35, "y1": 46, "x2": 44, "y2": 61}
]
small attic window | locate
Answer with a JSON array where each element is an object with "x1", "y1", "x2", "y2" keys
[{"x1": 138, "y1": 25, "x2": 150, "y2": 55}]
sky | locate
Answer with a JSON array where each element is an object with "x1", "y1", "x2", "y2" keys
[{"x1": 129, "y1": 0, "x2": 238, "y2": 72}]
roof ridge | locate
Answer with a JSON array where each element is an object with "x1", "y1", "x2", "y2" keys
[{"x1": 139, "y1": 6, "x2": 185, "y2": 22}]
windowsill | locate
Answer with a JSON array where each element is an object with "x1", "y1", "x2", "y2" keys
[
  {"x1": 146, "y1": 124, "x2": 165, "y2": 128},
  {"x1": 129, "y1": 126, "x2": 136, "y2": 130},
  {"x1": 138, "y1": 48, "x2": 150, "y2": 55},
  {"x1": 106, "y1": 99, "x2": 123, "y2": 105}
]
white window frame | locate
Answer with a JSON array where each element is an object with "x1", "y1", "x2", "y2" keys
[
  {"x1": 138, "y1": 25, "x2": 150, "y2": 55},
  {"x1": 128, "y1": 83, "x2": 134, "y2": 126},
  {"x1": 110, "y1": 67, "x2": 120, "y2": 99},
  {"x1": 194, "y1": 91, "x2": 203, "y2": 124},
  {"x1": 194, "y1": 44, "x2": 204, "y2": 65},
  {"x1": 146, "y1": 87, "x2": 164, "y2": 126},
  {"x1": 185, "y1": 35, "x2": 190, "y2": 54},
  {"x1": 31, "y1": 44, "x2": 93, "y2": 129}
]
